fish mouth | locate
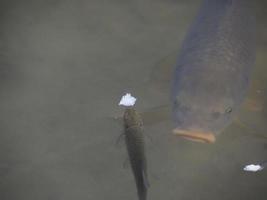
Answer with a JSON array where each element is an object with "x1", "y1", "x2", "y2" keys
[{"x1": 172, "y1": 128, "x2": 216, "y2": 143}]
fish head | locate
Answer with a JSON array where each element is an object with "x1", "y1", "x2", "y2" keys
[
  {"x1": 171, "y1": 92, "x2": 236, "y2": 143},
  {"x1": 123, "y1": 108, "x2": 143, "y2": 129}
]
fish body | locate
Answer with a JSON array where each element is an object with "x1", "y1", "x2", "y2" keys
[
  {"x1": 123, "y1": 108, "x2": 148, "y2": 200},
  {"x1": 171, "y1": 0, "x2": 255, "y2": 143}
]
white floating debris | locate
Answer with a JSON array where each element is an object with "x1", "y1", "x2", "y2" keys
[
  {"x1": 118, "y1": 93, "x2": 137, "y2": 106},
  {"x1": 243, "y1": 164, "x2": 263, "y2": 172}
]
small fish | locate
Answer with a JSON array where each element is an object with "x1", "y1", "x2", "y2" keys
[{"x1": 123, "y1": 108, "x2": 148, "y2": 200}]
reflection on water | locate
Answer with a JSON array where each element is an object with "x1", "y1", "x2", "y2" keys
[{"x1": 0, "y1": 0, "x2": 266, "y2": 200}]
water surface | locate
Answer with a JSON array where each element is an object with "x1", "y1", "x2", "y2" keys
[{"x1": 0, "y1": 0, "x2": 266, "y2": 199}]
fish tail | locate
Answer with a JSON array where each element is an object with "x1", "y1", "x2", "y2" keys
[
  {"x1": 137, "y1": 187, "x2": 147, "y2": 200},
  {"x1": 137, "y1": 171, "x2": 148, "y2": 200}
]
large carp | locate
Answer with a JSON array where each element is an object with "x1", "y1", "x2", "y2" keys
[{"x1": 171, "y1": 0, "x2": 256, "y2": 143}]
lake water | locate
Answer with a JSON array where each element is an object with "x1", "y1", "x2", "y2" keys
[{"x1": 0, "y1": 0, "x2": 266, "y2": 199}]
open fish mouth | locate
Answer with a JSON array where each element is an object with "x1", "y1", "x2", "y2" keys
[{"x1": 172, "y1": 128, "x2": 216, "y2": 143}]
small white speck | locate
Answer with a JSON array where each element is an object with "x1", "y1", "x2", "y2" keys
[
  {"x1": 118, "y1": 93, "x2": 137, "y2": 106},
  {"x1": 243, "y1": 164, "x2": 263, "y2": 172}
]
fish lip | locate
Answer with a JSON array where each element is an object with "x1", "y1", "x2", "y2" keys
[{"x1": 172, "y1": 128, "x2": 216, "y2": 143}]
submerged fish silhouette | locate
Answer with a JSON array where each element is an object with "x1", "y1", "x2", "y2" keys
[
  {"x1": 123, "y1": 108, "x2": 148, "y2": 200},
  {"x1": 171, "y1": 0, "x2": 256, "y2": 143}
]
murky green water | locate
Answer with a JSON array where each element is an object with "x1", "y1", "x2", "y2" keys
[{"x1": 0, "y1": 0, "x2": 266, "y2": 199}]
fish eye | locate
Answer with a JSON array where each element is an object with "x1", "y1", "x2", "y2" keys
[{"x1": 225, "y1": 107, "x2": 232, "y2": 113}]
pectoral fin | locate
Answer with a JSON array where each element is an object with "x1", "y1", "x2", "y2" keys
[
  {"x1": 141, "y1": 105, "x2": 171, "y2": 126},
  {"x1": 115, "y1": 133, "x2": 125, "y2": 147},
  {"x1": 233, "y1": 118, "x2": 267, "y2": 140}
]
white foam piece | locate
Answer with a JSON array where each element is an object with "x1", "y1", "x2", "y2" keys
[
  {"x1": 243, "y1": 164, "x2": 263, "y2": 172},
  {"x1": 118, "y1": 93, "x2": 137, "y2": 106}
]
